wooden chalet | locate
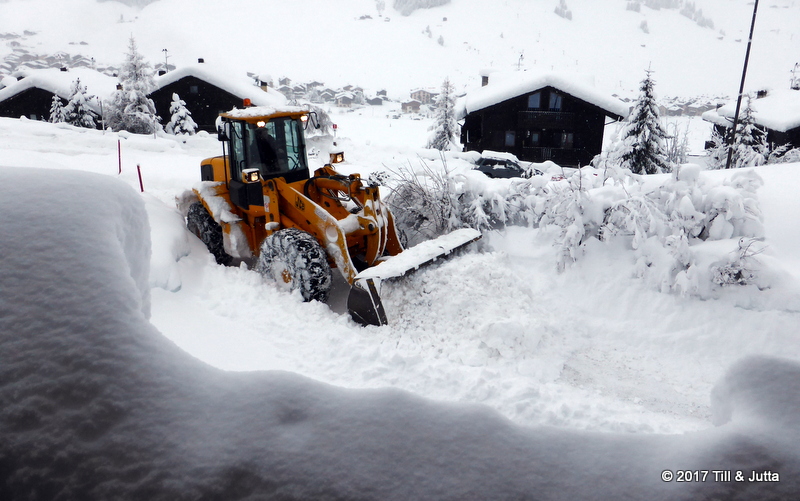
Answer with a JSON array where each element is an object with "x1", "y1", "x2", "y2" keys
[
  {"x1": 150, "y1": 61, "x2": 286, "y2": 132},
  {"x1": 0, "y1": 67, "x2": 114, "y2": 123},
  {"x1": 335, "y1": 92, "x2": 355, "y2": 108},
  {"x1": 458, "y1": 72, "x2": 629, "y2": 167},
  {"x1": 702, "y1": 89, "x2": 800, "y2": 150}
]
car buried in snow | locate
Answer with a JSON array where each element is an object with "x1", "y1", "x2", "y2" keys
[{"x1": 473, "y1": 151, "x2": 543, "y2": 179}]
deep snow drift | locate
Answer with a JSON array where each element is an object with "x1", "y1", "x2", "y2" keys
[{"x1": 2, "y1": 166, "x2": 800, "y2": 499}]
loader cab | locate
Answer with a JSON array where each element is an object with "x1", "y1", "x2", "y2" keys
[{"x1": 222, "y1": 113, "x2": 310, "y2": 184}]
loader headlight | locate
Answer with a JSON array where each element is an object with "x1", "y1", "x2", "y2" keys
[
  {"x1": 330, "y1": 151, "x2": 345, "y2": 164},
  {"x1": 256, "y1": 121, "x2": 266, "y2": 128},
  {"x1": 243, "y1": 168, "x2": 261, "y2": 183}
]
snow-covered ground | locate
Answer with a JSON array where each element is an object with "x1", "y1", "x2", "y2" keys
[{"x1": 2, "y1": 114, "x2": 800, "y2": 498}]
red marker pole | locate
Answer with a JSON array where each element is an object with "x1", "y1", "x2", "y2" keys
[{"x1": 137, "y1": 164, "x2": 144, "y2": 192}]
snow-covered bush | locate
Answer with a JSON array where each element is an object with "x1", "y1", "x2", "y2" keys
[
  {"x1": 384, "y1": 160, "x2": 460, "y2": 247},
  {"x1": 385, "y1": 156, "x2": 768, "y2": 297},
  {"x1": 664, "y1": 120, "x2": 690, "y2": 165},
  {"x1": 768, "y1": 143, "x2": 800, "y2": 164}
]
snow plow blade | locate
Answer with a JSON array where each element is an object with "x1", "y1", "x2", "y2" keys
[{"x1": 347, "y1": 228, "x2": 482, "y2": 326}]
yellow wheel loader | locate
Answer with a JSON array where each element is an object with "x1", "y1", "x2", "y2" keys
[{"x1": 180, "y1": 104, "x2": 480, "y2": 326}]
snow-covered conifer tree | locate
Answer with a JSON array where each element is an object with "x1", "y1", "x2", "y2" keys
[
  {"x1": 63, "y1": 78, "x2": 98, "y2": 129},
  {"x1": 554, "y1": 0, "x2": 572, "y2": 20},
  {"x1": 165, "y1": 93, "x2": 197, "y2": 135},
  {"x1": 49, "y1": 94, "x2": 66, "y2": 123},
  {"x1": 617, "y1": 70, "x2": 670, "y2": 174},
  {"x1": 728, "y1": 96, "x2": 768, "y2": 169},
  {"x1": 426, "y1": 78, "x2": 459, "y2": 151},
  {"x1": 106, "y1": 36, "x2": 161, "y2": 134}
]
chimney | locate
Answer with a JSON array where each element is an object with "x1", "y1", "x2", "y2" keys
[
  {"x1": 198, "y1": 58, "x2": 205, "y2": 64},
  {"x1": 481, "y1": 75, "x2": 489, "y2": 87}
]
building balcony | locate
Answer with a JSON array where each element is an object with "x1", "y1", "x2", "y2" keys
[{"x1": 517, "y1": 110, "x2": 576, "y2": 129}]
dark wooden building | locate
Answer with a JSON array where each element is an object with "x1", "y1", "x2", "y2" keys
[
  {"x1": 702, "y1": 89, "x2": 800, "y2": 151},
  {"x1": 459, "y1": 73, "x2": 629, "y2": 166},
  {"x1": 150, "y1": 63, "x2": 284, "y2": 133},
  {"x1": 0, "y1": 85, "x2": 60, "y2": 122},
  {"x1": 0, "y1": 68, "x2": 111, "y2": 123}
]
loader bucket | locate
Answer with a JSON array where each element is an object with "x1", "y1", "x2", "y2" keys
[
  {"x1": 347, "y1": 278, "x2": 388, "y2": 327},
  {"x1": 346, "y1": 228, "x2": 482, "y2": 326}
]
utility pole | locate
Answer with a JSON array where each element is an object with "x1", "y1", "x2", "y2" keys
[
  {"x1": 725, "y1": 0, "x2": 759, "y2": 169},
  {"x1": 162, "y1": 48, "x2": 170, "y2": 73}
]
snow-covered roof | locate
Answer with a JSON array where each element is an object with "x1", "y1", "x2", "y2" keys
[
  {"x1": 457, "y1": 71, "x2": 630, "y2": 120},
  {"x1": 0, "y1": 67, "x2": 117, "y2": 112},
  {"x1": 701, "y1": 89, "x2": 800, "y2": 133},
  {"x1": 222, "y1": 104, "x2": 305, "y2": 119},
  {"x1": 153, "y1": 63, "x2": 287, "y2": 108}
]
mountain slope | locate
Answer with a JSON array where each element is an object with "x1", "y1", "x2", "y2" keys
[{"x1": 0, "y1": 0, "x2": 797, "y2": 99}]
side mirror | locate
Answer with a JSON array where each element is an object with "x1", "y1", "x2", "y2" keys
[
  {"x1": 217, "y1": 122, "x2": 230, "y2": 141},
  {"x1": 305, "y1": 112, "x2": 321, "y2": 130}
]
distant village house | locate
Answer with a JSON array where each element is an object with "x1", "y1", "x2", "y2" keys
[{"x1": 702, "y1": 88, "x2": 800, "y2": 151}]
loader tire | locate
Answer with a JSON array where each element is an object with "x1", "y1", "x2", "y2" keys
[
  {"x1": 256, "y1": 228, "x2": 332, "y2": 303},
  {"x1": 187, "y1": 202, "x2": 232, "y2": 266}
]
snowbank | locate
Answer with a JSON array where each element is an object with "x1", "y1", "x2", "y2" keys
[{"x1": 2, "y1": 167, "x2": 800, "y2": 499}]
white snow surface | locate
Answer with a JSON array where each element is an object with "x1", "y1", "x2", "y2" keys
[{"x1": 2, "y1": 115, "x2": 800, "y2": 497}]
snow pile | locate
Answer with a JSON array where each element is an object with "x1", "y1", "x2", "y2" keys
[
  {"x1": 143, "y1": 192, "x2": 190, "y2": 292},
  {"x1": 2, "y1": 165, "x2": 800, "y2": 499}
]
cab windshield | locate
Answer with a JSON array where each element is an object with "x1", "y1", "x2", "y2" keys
[{"x1": 232, "y1": 116, "x2": 308, "y2": 180}]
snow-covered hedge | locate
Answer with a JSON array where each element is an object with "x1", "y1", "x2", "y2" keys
[{"x1": 385, "y1": 161, "x2": 769, "y2": 297}]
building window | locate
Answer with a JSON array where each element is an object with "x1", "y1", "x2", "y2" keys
[
  {"x1": 560, "y1": 132, "x2": 574, "y2": 149},
  {"x1": 189, "y1": 85, "x2": 199, "y2": 95},
  {"x1": 523, "y1": 130, "x2": 541, "y2": 147},
  {"x1": 550, "y1": 93, "x2": 563, "y2": 111},
  {"x1": 505, "y1": 131, "x2": 516, "y2": 147},
  {"x1": 527, "y1": 92, "x2": 541, "y2": 109}
]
